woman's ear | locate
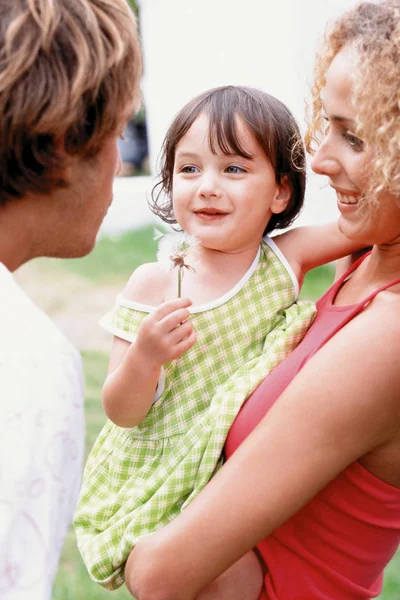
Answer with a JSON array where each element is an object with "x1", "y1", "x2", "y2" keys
[{"x1": 271, "y1": 177, "x2": 291, "y2": 214}]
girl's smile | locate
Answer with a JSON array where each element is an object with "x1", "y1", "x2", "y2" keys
[{"x1": 194, "y1": 209, "x2": 229, "y2": 222}]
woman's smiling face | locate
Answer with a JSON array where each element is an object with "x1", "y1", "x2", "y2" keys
[{"x1": 311, "y1": 45, "x2": 400, "y2": 248}]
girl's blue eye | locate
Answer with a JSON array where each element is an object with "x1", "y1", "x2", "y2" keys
[
  {"x1": 180, "y1": 165, "x2": 199, "y2": 174},
  {"x1": 226, "y1": 165, "x2": 245, "y2": 174},
  {"x1": 343, "y1": 132, "x2": 364, "y2": 151}
]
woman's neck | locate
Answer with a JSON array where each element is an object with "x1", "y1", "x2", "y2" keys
[
  {"x1": 366, "y1": 243, "x2": 400, "y2": 280},
  {"x1": 335, "y1": 243, "x2": 400, "y2": 307}
]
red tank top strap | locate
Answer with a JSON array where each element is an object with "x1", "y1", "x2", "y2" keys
[
  {"x1": 319, "y1": 252, "x2": 400, "y2": 311},
  {"x1": 358, "y1": 276, "x2": 400, "y2": 306},
  {"x1": 318, "y1": 251, "x2": 372, "y2": 306}
]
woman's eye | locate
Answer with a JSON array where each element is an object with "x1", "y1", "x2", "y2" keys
[
  {"x1": 180, "y1": 165, "x2": 199, "y2": 174},
  {"x1": 322, "y1": 116, "x2": 330, "y2": 131},
  {"x1": 226, "y1": 165, "x2": 245, "y2": 174},
  {"x1": 343, "y1": 132, "x2": 364, "y2": 151}
]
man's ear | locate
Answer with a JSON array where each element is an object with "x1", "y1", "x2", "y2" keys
[{"x1": 271, "y1": 177, "x2": 291, "y2": 214}]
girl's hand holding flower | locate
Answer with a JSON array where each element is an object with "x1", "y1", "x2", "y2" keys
[{"x1": 135, "y1": 297, "x2": 197, "y2": 367}]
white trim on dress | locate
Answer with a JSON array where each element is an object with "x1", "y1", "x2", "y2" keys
[
  {"x1": 116, "y1": 246, "x2": 261, "y2": 314},
  {"x1": 99, "y1": 236, "x2": 299, "y2": 405},
  {"x1": 265, "y1": 235, "x2": 299, "y2": 298},
  {"x1": 106, "y1": 236, "x2": 299, "y2": 315}
]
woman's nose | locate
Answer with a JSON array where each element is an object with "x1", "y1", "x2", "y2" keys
[{"x1": 310, "y1": 139, "x2": 341, "y2": 177}]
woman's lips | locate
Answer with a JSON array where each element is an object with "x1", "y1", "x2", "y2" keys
[{"x1": 337, "y1": 192, "x2": 359, "y2": 205}]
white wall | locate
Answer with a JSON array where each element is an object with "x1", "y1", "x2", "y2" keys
[{"x1": 137, "y1": 0, "x2": 359, "y2": 226}]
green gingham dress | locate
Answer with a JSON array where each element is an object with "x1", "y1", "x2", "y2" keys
[{"x1": 74, "y1": 236, "x2": 316, "y2": 589}]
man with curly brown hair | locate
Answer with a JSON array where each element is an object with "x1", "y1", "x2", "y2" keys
[{"x1": 0, "y1": 1, "x2": 142, "y2": 598}]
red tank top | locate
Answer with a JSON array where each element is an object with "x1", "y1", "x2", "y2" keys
[{"x1": 225, "y1": 256, "x2": 400, "y2": 599}]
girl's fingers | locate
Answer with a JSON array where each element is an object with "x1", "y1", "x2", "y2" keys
[
  {"x1": 153, "y1": 297, "x2": 192, "y2": 321},
  {"x1": 173, "y1": 330, "x2": 197, "y2": 357},
  {"x1": 138, "y1": 298, "x2": 196, "y2": 361},
  {"x1": 160, "y1": 307, "x2": 192, "y2": 333},
  {"x1": 168, "y1": 320, "x2": 194, "y2": 345}
]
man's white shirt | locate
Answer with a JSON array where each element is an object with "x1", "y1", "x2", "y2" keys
[{"x1": 0, "y1": 263, "x2": 85, "y2": 599}]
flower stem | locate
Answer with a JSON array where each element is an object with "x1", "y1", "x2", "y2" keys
[{"x1": 178, "y1": 267, "x2": 182, "y2": 298}]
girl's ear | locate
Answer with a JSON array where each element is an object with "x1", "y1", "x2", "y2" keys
[{"x1": 271, "y1": 177, "x2": 291, "y2": 214}]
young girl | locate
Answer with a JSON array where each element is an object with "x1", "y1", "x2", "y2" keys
[{"x1": 74, "y1": 85, "x2": 361, "y2": 593}]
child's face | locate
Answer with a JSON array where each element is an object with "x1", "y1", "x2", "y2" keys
[
  {"x1": 311, "y1": 45, "x2": 400, "y2": 247},
  {"x1": 171, "y1": 113, "x2": 290, "y2": 254}
]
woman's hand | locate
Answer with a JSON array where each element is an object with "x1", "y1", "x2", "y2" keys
[
  {"x1": 125, "y1": 533, "x2": 196, "y2": 600},
  {"x1": 126, "y1": 540, "x2": 263, "y2": 600}
]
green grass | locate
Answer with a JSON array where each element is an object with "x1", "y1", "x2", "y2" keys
[
  {"x1": 301, "y1": 263, "x2": 335, "y2": 300},
  {"x1": 382, "y1": 559, "x2": 400, "y2": 597},
  {"x1": 53, "y1": 350, "x2": 132, "y2": 600},
  {"x1": 46, "y1": 225, "x2": 158, "y2": 284},
  {"x1": 50, "y1": 230, "x2": 399, "y2": 599},
  {"x1": 81, "y1": 350, "x2": 110, "y2": 459}
]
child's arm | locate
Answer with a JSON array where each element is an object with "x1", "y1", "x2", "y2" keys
[
  {"x1": 273, "y1": 222, "x2": 367, "y2": 285},
  {"x1": 102, "y1": 264, "x2": 197, "y2": 428}
]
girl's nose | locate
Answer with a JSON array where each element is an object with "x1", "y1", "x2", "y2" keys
[
  {"x1": 310, "y1": 138, "x2": 341, "y2": 177},
  {"x1": 197, "y1": 173, "x2": 221, "y2": 199}
]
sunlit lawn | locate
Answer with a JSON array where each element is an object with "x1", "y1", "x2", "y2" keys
[{"x1": 50, "y1": 227, "x2": 399, "y2": 599}]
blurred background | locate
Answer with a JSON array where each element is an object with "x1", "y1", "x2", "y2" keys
[
  {"x1": 14, "y1": 0, "x2": 400, "y2": 597},
  {"x1": 107, "y1": 0, "x2": 361, "y2": 237}
]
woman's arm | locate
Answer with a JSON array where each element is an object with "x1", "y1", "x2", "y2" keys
[
  {"x1": 125, "y1": 298, "x2": 400, "y2": 599},
  {"x1": 274, "y1": 222, "x2": 365, "y2": 284},
  {"x1": 102, "y1": 264, "x2": 196, "y2": 427}
]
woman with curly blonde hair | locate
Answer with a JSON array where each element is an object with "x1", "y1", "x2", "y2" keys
[{"x1": 123, "y1": 2, "x2": 400, "y2": 599}]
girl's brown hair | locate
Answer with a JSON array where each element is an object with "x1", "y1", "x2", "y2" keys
[
  {"x1": 150, "y1": 85, "x2": 306, "y2": 236},
  {"x1": 0, "y1": 0, "x2": 142, "y2": 204}
]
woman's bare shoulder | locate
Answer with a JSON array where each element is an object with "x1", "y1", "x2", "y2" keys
[
  {"x1": 293, "y1": 295, "x2": 400, "y2": 440},
  {"x1": 360, "y1": 286, "x2": 400, "y2": 357}
]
